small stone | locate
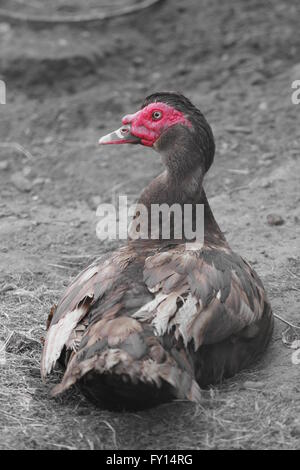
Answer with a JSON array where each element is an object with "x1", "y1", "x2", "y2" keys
[
  {"x1": 260, "y1": 178, "x2": 272, "y2": 189},
  {"x1": 11, "y1": 172, "x2": 32, "y2": 192},
  {"x1": 267, "y1": 214, "x2": 285, "y2": 226},
  {"x1": 259, "y1": 102, "x2": 268, "y2": 111},
  {"x1": 291, "y1": 423, "x2": 300, "y2": 438},
  {"x1": 23, "y1": 166, "x2": 33, "y2": 178},
  {"x1": 0, "y1": 160, "x2": 9, "y2": 171},
  {"x1": 132, "y1": 56, "x2": 144, "y2": 67},
  {"x1": 89, "y1": 195, "x2": 102, "y2": 210},
  {"x1": 223, "y1": 33, "x2": 236, "y2": 48},
  {"x1": 33, "y1": 177, "x2": 46, "y2": 186},
  {"x1": 44, "y1": 136, "x2": 54, "y2": 144},
  {"x1": 176, "y1": 64, "x2": 191, "y2": 76},
  {"x1": 151, "y1": 72, "x2": 162, "y2": 81},
  {"x1": 58, "y1": 38, "x2": 68, "y2": 47},
  {"x1": 0, "y1": 23, "x2": 11, "y2": 34},
  {"x1": 250, "y1": 73, "x2": 266, "y2": 85},
  {"x1": 71, "y1": 220, "x2": 83, "y2": 228}
]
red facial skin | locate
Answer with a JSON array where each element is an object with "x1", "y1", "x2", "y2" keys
[{"x1": 122, "y1": 102, "x2": 192, "y2": 147}]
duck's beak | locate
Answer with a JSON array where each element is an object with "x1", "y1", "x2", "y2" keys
[{"x1": 99, "y1": 125, "x2": 140, "y2": 145}]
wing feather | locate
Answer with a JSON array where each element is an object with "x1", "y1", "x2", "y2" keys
[
  {"x1": 141, "y1": 245, "x2": 270, "y2": 351},
  {"x1": 41, "y1": 249, "x2": 134, "y2": 378}
]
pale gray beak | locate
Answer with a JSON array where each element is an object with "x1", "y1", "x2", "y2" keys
[{"x1": 99, "y1": 125, "x2": 140, "y2": 145}]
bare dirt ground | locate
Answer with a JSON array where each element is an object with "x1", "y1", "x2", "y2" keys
[{"x1": 0, "y1": 0, "x2": 299, "y2": 450}]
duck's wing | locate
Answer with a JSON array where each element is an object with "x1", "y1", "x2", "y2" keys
[
  {"x1": 41, "y1": 247, "x2": 135, "y2": 379},
  {"x1": 133, "y1": 245, "x2": 271, "y2": 351},
  {"x1": 41, "y1": 244, "x2": 203, "y2": 405}
]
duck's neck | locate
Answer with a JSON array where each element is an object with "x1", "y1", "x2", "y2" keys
[{"x1": 132, "y1": 168, "x2": 227, "y2": 247}]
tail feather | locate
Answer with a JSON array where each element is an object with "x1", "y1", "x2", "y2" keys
[{"x1": 51, "y1": 339, "x2": 201, "y2": 410}]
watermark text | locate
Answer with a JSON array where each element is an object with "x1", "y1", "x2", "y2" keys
[
  {"x1": 0, "y1": 80, "x2": 6, "y2": 104},
  {"x1": 291, "y1": 80, "x2": 300, "y2": 104},
  {"x1": 96, "y1": 196, "x2": 204, "y2": 249}
]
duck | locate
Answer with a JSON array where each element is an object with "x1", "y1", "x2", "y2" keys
[{"x1": 41, "y1": 92, "x2": 273, "y2": 410}]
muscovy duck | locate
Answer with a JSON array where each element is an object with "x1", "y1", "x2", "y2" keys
[{"x1": 41, "y1": 92, "x2": 273, "y2": 410}]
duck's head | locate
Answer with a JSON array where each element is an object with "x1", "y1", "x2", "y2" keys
[{"x1": 99, "y1": 92, "x2": 215, "y2": 176}]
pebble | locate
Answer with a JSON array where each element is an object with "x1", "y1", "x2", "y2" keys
[
  {"x1": 260, "y1": 178, "x2": 272, "y2": 189},
  {"x1": 0, "y1": 23, "x2": 11, "y2": 35},
  {"x1": 89, "y1": 195, "x2": 102, "y2": 210},
  {"x1": 0, "y1": 160, "x2": 9, "y2": 171},
  {"x1": 71, "y1": 220, "x2": 83, "y2": 228},
  {"x1": 23, "y1": 166, "x2": 33, "y2": 178},
  {"x1": 132, "y1": 56, "x2": 144, "y2": 67},
  {"x1": 151, "y1": 72, "x2": 162, "y2": 81},
  {"x1": 259, "y1": 101, "x2": 268, "y2": 111},
  {"x1": 33, "y1": 177, "x2": 46, "y2": 186},
  {"x1": 58, "y1": 38, "x2": 68, "y2": 47},
  {"x1": 291, "y1": 423, "x2": 300, "y2": 438},
  {"x1": 267, "y1": 214, "x2": 285, "y2": 226},
  {"x1": 250, "y1": 72, "x2": 266, "y2": 85},
  {"x1": 11, "y1": 172, "x2": 32, "y2": 192},
  {"x1": 176, "y1": 65, "x2": 191, "y2": 76},
  {"x1": 223, "y1": 33, "x2": 236, "y2": 48}
]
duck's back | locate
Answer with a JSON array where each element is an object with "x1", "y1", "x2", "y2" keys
[{"x1": 41, "y1": 241, "x2": 273, "y2": 410}]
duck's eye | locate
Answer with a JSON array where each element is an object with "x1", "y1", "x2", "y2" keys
[{"x1": 152, "y1": 110, "x2": 162, "y2": 121}]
